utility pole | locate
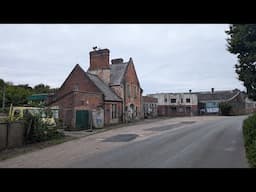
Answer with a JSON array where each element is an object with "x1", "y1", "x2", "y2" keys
[{"x1": 2, "y1": 84, "x2": 5, "y2": 110}]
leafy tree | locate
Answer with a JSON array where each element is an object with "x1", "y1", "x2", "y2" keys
[
  {"x1": 226, "y1": 24, "x2": 256, "y2": 101},
  {"x1": 33, "y1": 84, "x2": 51, "y2": 93},
  {"x1": 5, "y1": 84, "x2": 32, "y2": 106},
  {"x1": 0, "y1": 79, "x2": 58, "y2": 107}
]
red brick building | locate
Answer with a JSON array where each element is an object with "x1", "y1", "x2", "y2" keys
[{"x1": 48, "y1": 48, "x2": 142, "y2": 129}]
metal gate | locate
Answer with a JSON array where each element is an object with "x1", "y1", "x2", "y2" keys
[{"x1": 76, "y1": 110, "x2": 89, "y2": 130}]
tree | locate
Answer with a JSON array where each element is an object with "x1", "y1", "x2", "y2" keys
[
  {"x1": 5, "y1": 85, "x2": 32, "y2": 106},
  {"x1": 226, "y1": 24, "x2": 256, "y2": 101},
  {"x1": 33, "y1": 84, "x2": 51, "y2": 94}
]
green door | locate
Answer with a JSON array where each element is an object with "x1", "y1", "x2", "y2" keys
[{"x1": 76, "y1": 110, "x2": 89, "y2": 130}]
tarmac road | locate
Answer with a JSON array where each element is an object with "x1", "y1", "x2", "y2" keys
[{"x1": 0, "y1": 115, "x2": 249, "y2": 168}]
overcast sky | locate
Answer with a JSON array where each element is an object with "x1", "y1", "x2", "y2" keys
[{"x1": 0, "y1": 24, "x2": 244, "y2": 95}]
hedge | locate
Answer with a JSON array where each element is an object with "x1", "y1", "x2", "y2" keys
[{"x1": 243, "y1": 113, "x2": 256, "y2": 167}]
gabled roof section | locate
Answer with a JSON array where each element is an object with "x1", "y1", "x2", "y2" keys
[
  {"x1": 110, "y1": 61, "x2": 129, "y2": 86},
  {"x1": 58, "y1": 64, "x2": 82, "y2": 91},
  {"x1": 86, "y1": 73, "x2": 122, "y2": 102},
  {"x1": 197, "y1": 90, "x2": 240, "y2": 102}
]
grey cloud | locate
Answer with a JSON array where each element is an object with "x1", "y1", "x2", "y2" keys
[{"x1": 0, "y1": 24, "x2": 244, "y2": 94}]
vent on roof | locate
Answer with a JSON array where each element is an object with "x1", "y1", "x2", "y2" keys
[{"x1": 111, "y1": 58, "x2": 124, "y2": 64}]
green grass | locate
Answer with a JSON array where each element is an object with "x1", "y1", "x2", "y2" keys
[{"x1": 243, "y1": 113, "x2": 256, "y2": 167}]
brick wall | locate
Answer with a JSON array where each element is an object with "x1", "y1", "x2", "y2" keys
[
  {"x1": 124, "y1": 61, "x2": 142, "y2": 119},
  {"x1": 104, "y1": 102, "x2": 122, "y2": 124},
  {"x1": 52, "y1": 65, "x2": 102, "y2": 102},
  {"x1": 158, "y1": 105, "x2": 198, "y2": 117}
]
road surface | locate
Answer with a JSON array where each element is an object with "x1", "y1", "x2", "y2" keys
[{"x1": 0, "y1": 115, "x2": 249, "y2": 168}]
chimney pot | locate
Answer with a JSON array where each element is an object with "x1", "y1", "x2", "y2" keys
[{"x1": 111, "y1": 58, "x2": 124, "y2": 64}]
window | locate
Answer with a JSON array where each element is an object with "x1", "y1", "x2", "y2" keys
[
  {"x1": 181, "y1": 98, "x2": 183, "y2": 103},
  {"x1": 127, "y1": 84, "x2": 130, "y2": 97},
  {"x1": 186, "y1": 98, "x2": 191, "y2": 103},
  {"x1": 171, "y1": 107, "x2": 177, "y2": 112},
  {"x1": 14, "y1": 109, "x2": 21, "y2": 117},
  {"x1": 186, "y1": 107, "x2": 191, "y2": 112},
  {"x1": 135, "y1": 106, "x2": 138, "y2": 116},
  {"x1": 164, "y1": 97, "x2": 167, "y2": 103},
  {"x1": 73, "y1": 84, "x2": 79, "y2": 91},
  {"x1": 171, "y1": 99, "x2": 176, "y2": 103},
  {"x1": 112, "y1": 104, "x2": 117, "y2": 119},
  {"x1": 134, "y1": 85, "x2": 137, "y2": 98}
]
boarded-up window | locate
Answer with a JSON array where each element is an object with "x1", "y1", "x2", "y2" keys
[{"x1": 112, "y1": 104, "x2": 117, "y2": 119}]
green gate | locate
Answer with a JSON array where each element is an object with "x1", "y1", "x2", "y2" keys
[{"x1": 76, "y1": 110, "x2": 89, "y2": 130}]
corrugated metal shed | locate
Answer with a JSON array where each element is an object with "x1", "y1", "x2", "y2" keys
[{"x1": 27, "y1": 93, "x2": 48, "y2": 101}]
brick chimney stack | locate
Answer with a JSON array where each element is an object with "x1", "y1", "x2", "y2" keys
[
  {"x1": 88, "y1": 48, "x2": 111, "y2": 84},
  {"x1": 89, "y1": 48, "x2": 110, "y2": 71}
]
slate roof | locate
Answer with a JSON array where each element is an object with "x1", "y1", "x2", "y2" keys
[
  {"x1": 197, "y1": 90, "x2": 240, "y2": 103},
  {"x1": 86, "y1": 72, "x2": 122, "y2": 102},
  {"x1": 110, "y1": 62, "x2": 129, "y2": 85}
]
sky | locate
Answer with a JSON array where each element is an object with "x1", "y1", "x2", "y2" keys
[{"x1": 0, "y1": 24, "x2": 245, "y2": 95}]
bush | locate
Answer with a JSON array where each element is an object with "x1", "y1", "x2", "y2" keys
[
  {"x1": 24, "y1": 110, "x2": 64, "y2": 144},
  {"x1": 219, "y1": 103, "x2": 232, "y2": 116},
  {"x1": 243, "y1": 113, "x2": 256, "y2": 167},
  {"x1": 0, "y1": 107, "x2": 8, "y2": 113}
]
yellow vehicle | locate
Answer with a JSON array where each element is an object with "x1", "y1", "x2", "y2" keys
[{"x1": 8, "y1": 104, "x2": 57, "y2": 126}]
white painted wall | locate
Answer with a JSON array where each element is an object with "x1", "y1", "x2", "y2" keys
[{"x1": 147, "y1": 93, "x2": 198, "y2": 106}]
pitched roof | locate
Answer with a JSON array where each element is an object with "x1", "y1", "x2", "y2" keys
[
  {"x1": 110, "y1": 62, "x2": 129, "y2": 85},
  {"x1": 197, "y1": 90, "x2": 240, "y2": 102},
  {"x1": 143, "y1": 96, "x2": 158, "y2": 103},
  {"x1": 86, "y1": 73, "x2": 122, "y2": 102}
]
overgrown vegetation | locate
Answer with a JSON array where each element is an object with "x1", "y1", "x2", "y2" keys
[
  {"x1": 219, "y1": 103, "x2": 232, "y2": 116},
  {"x1": 23, "y1": 109, "x2": 64, "y2": 144},
  {"x1": 226, "y1": 24, "x2": 256, "y2": 101},
  {"x1": 243, "y1": 113, "x2": 256, "y2": 167},
  {"x1": 0, "y1": 78, "x2": 58, "y2": 108}
]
